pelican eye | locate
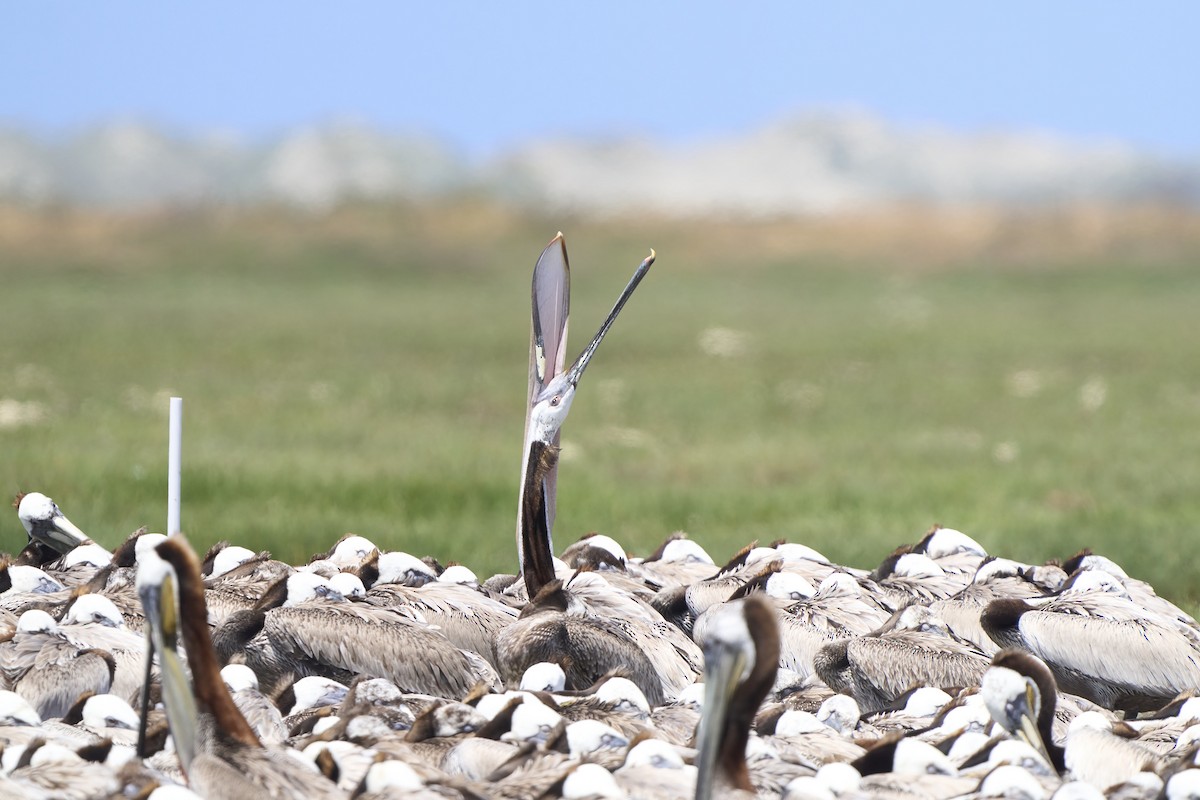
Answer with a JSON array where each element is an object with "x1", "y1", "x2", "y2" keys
[{"x1": 550, "y1": 395, "x2": 562, "y2": 407}]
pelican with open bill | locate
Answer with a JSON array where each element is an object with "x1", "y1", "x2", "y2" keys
[{"x1": 516, "y1": 234, "x2": 655, "y2": 597}]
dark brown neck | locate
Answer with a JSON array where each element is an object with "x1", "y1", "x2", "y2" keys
[
  {"x1": 520, "y1": 440, "x2": 560, "y2": 599},
  {"x1": 157, "y1": 536, "x2": 261, "y2": 750},
  {"x1": 992, "y1": 649, "x2": 1065, "y2": 772},
  {"x1": 720, "y1": 596, "x2": 780, "y2": 791},
  {"x1": 520, "y1": 579, "x2": 570, "y2": 619}
]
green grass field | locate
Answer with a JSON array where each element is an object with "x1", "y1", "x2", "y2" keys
[{"x1": 3, "y1": 203, "x2": 1199, "y2": 603}]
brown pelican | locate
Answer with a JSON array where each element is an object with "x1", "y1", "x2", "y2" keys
[
  {"x1": 202, "y1": 542, "x2": 257, "y2": 578},
  {"x1": 632, "y1": 533, "x2": 720, "y2": 591},
  {"x1": 359, "y1": 549, "x2": 519, "y2": 670},
  {"x1": 0, "y1": 608, "x2": 115, "y2": 718},
  {"x1": 42, "y1": 543, "x2": 113, "y2": 587},
  {"x1": 323, "y1": 534, "x2": 380, "y2": 570},
  {"x1": 649, "y1": 682, "x2": 706, "y2": 747},
  {"x1": 202, "y1": 548, "x2": 295, "y2": 626},
  {"x1": 561, "y1": 762, "x2": 625, "y2": 799},
  {"x1": 15, "y1": 492, "x2": 93, "y2": 555},
  {"x1": 351, "y1": 757, "x2": 468, "y2": 800},
  {"x1": 74, "y1": 692, "x2": 143, "y2": 749},
  {"x1": 911, "y1": 525, "x2": 989, "y2": 574},
  {"x1": 221, "y1": 664, "x2": 287, "y2": 744},
  {"x1": 769, "y1": 708, "x2": 867, "y2": 767},
  {"x1": 702, "y1": 563, "x2": 886, "y2": 679},
  {"x1": 1064, "y1": 711, "x2": 1165, "y2": 791},
  {"x1": 58, "y1": 592, "x2": 152, "y2": 708},
  {"x1": 66, "y1": 529, "x2": 167, "y2": 631},
  {"x1": 498, "y1": 440, "x2": 700, "y2": 705},
  {"x1": 609, "y1": 737, "x2": 697, "y2": 798},
  {"x1": 1, "y1": 737, "x2": 121, "y2": 799},
  {"x1": 552, "y1": 675, "x2": 654, "y2": 737},
  {"x1": 137, "y1": 534, "x2": 343, "y2": 799},
  {"x1": 929, "y1": 557, "x2": 1063, "y2": 656},
  {"x1": 694, "y1": 595, "x2": 781, "y2": 800},
  {"x1": 1167, "y1": 770, "x2": 1200, "y2": 800},
  {"x1": 980, "y1": 574, "x2": 1200, "y2": 713},
  {"x1": 1063, "y1": 549, "x2": 1199, "y2": 626},
  {"x1": 981, "y1": 649, "x2": 1066, "y2": 773},
  {"x1": 814, "y1": 605, "x2": 990, "y2": 714},
  {"x1": 515, "y1": 234, "x2": 654, "y2": 596},
  {"x1": 0, "y1": 563, "x2": 68, "y2": 615},
  {"x1": 853, "y1": 736, "x2": 977, "y2": 798},
  {"x1": 866, "y1": 550, "x2": 971, "y2": 609},
  {"x1": 214, "y1": 570, "x2": 500, "y2": 701}
]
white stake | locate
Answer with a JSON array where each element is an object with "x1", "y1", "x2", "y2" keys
[{"x1": 168, "y1": 396, "x2": 183, "y2": 536}]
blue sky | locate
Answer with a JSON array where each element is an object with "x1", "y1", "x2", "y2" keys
[{"x1": 6, "y1": 3, "x2": 1197, "y2": 156}]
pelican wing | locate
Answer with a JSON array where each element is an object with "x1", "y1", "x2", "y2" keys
[
  {"x1": 1018, "y1": 610, "x2": 1200, "y2": 703},
  {"x1": 24, "y1": 637, "x2": 115, "y2": 718},
  {"x1": 842, "y1": 633, "x2": 988, "y2": 711},
  {"x1": 366, "y1": 583, "x2": 518, "y2": 668},
  {"x1": 265, "y1": 603, "x2": 498, "y2": 700}
]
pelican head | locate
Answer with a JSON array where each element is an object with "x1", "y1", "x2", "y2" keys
[
  {"x1": 16, "y1": 492, "x2": 92, "y2": 554},
  {"x1": 982, "y1": 650, "x2": 1061, "y2": 772},
  {"x1": 525, "y1": 245, "x2": 655, "y2": 448},
  {"x1": 694, "y1": 595, "x2": 780, "y2": 800},
  {"x1": 135, "y1": 539, "x2": 197, "y2": 769},
  {"x1": 63, "y1": 593, "x2": 125, "y2": 628}
]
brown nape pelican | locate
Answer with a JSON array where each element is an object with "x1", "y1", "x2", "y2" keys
[
  {"x1": 15, "y1": 492, "x2": 94, "y2": 555},
  {"x1": 515, "y1": 234, "x2": 654, "y2": 596},
  {"x1": 981, "y1": 649, "x2": 1066, "y2": 774},
  {"x1": 980, "y1": 572, "x2": 1200, "y2": 713},
  {"x1": 497, "y1": 440, "x2": 700, "y2": 705},
  {"x1": 814, "y1": 604, "x2": 990, "y2": 714},
  {"x1": 694, "y1": 595, "x2": 780, "y2": 800},
  {"x1": 137, "y1": 534, "x2": 342, "y2": 799}
]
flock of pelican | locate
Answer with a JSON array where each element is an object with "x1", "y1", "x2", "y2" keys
[{"x1": 4, "y1": 235, "x2": 1200, "y2": 800}]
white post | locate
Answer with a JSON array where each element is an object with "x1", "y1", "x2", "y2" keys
[{"x1": 168, "y1": 396, "x2": 183, "y2": 536}]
